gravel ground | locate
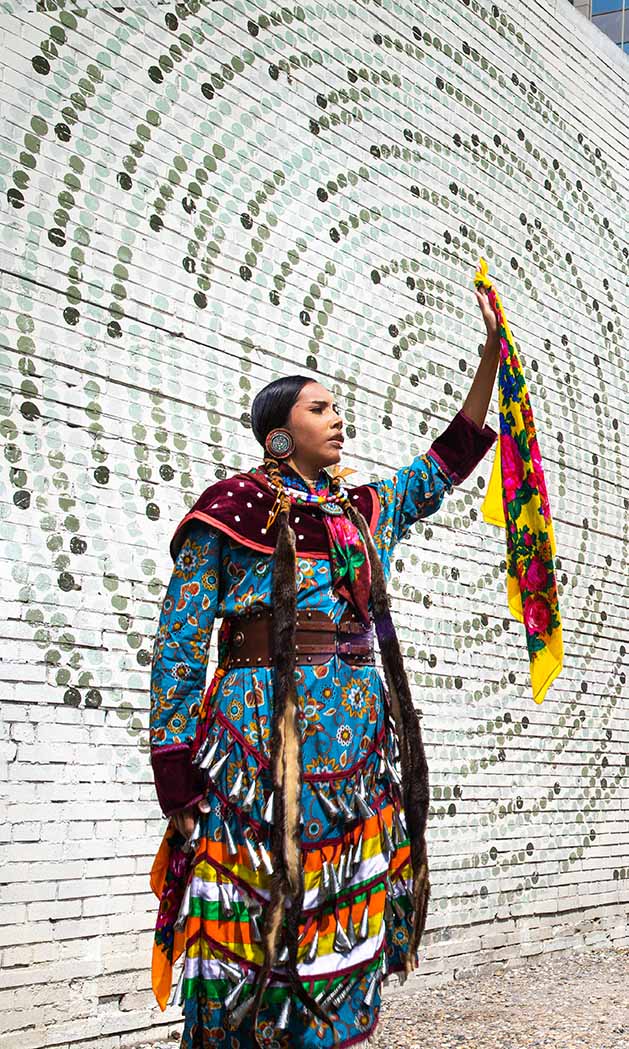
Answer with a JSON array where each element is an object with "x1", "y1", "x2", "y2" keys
[
  {"x1": 368, "y1": 948, "x2": 629, "y2": 1049},
  {"x1": 137, "y1": 947, "x2": 629, "y2": 1049}
]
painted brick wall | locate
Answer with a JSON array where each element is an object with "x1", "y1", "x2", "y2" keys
[{"x1": 0, "y1": 1, "x2": 627, "y2": 1046}]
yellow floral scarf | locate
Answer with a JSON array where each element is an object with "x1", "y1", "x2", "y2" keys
[{"x1": 475, "y1": 259, "x2": 563, "y2": 704}]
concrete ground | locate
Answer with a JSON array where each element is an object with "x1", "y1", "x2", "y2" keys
[
  {"x1": 138, "y1": 947, "x2": 629, "y2": 1049},
  {"x1": 369, "y1": 948, "x2": 629, "y2": 1049}
]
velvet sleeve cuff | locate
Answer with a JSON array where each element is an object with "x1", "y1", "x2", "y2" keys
[
  {"x1": 428, "y1": 408, "x2": 497, "y2": 485},
  {"x1": 150, "y1": 743, "x2": 206, "y2": 817}
]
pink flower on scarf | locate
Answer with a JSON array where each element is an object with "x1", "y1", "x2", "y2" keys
[
  {"x1": 501, "y1": 433, "x2": 524, "y2": 502},
  {"x1": 528, "y1": 437, "x2": 551, "y2": 520},
  {"x1": 500, "y1": 337, "x2": 510, "y2": 361},
  {"x1": 523, "y1": 595, "x2": 551, "y2": 635},
  {"x1": 524, "y1": 555, "x2": 548, "y2": 592}
]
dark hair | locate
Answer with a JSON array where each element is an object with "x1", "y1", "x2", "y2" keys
[{"x1": 250, "y1": 374, "x2": 314, "y2": 447}]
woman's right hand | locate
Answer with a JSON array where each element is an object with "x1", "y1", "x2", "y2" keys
[{"x1": 171, "y1": 805, "x2": 198, "y2": 840}]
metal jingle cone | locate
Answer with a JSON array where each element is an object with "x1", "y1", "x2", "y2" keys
[
  {"x1": 208, "y1": 750, "x2": 230, "y2": 781},
  {"x1": 315, "y1": 785, "x2": 339, "y2": 820},
  {"x1": 381, "y1": 949, "x2": 389, "y2": 977},
  {"x1": 363, "y1": 968, "x2": 379, "y2": 1009},
  {"x1": 336, "y1": 792, "x2": 353, "y2": 821},
  {"x1": 198, "y1": 735, "x2": 220, "y2": 769},
  {"x1": 384, "y1": 896, "x2": 394, "y2": 923},
  {"x1": 225, "y1": 973, "x2": 248, "y2": 1011},
  {"x1": 320, "y1": 860, "x2": 331, "y2": 897},
  {"x1": 229, "y1": 991, "x2": 255, "y2": 1027},
  {"x1": 358, "y1": 901, "x2": 369, "y2": 942},
  {"x1": 377, "y1": 752, "x2": 387, "y2": 777},
  {"x1": 218, "y1": 879, "x2": 233, "y2": 918},
  {"x1": 336, "y1": 852, "x2": 346, "y2": 888},
  {"x1": 276, "y1": 994, "x2": 291, "y2": 1030},
  {"x1": 355, "y1": 791, "x2": 374, "y2": 819},
  {"x1": 353, "y1": 833, "x2": 364, "y2": 869},
  {"x1": 171, "y1": 961, "x2": 186, "y2": 1007},
  {"x1": 174, "y1": 879, "x2": 192, "y2": 931},
  {"x1": 345, "y1": 908, "x2": 357, "y2": 949},
  {"x1": 386, "y1": 874, "x2": 394, "y2": 896},
  {"x1": 219, "y1": 958, "x2": 242, "y2": 983},
  {"x1": 243, "y1": 835, "x2": 261, "y2": 871},
  {"x1": 381, "y1": 819, "x2": 394, "y2": 857},
  {"x1": 333, "y1": 912, "x2": 352, "y2": 955},
  {"x1": 395, "y1": 810, "x2": 407, "y2": 838},
  {"x1": 277, "y1": 944, "x2": 289, "y2": 965},
  {"x1": 304, "y1": 927, "x2": 319, "y2": 964},
  {"x1": 262, "y1": 790, "x2": 274, "y2": 823},
  {"x1": 386, "y1": 757, "x2": 402, "y2": 785},
  {"x1": 250, "y1": 913, "x2": 262, "y2": 942},
  {"x1": 392, "y1": 895, "x2": 405, "y2": 919},
  {"x1": 228, "y1": 769, "x2": 244, "y2": 803},
  {"x1": 329, "y1": 860, "x2": 342, "y2": 897},
  {"x1": 241, "y1": 776, "x2": 257, "y2": 813},
  {"x1": 224, "y1": 820, "x2": 238, "y2": 857},
  {"x1": 258, "y1": 840, "x2": 274, "y2": 875}
]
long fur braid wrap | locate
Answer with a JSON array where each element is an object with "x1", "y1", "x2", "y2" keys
[
  {"x1": 250, "y1": 457, "x2": 334, "y2": 1047},
  {"x1": 330, "y1": 475, "x2": 431, "y2": 972}
]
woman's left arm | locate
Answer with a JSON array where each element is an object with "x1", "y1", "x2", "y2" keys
[
  {"x1": 371, "y1": 288, "x2": 500, "y2": 565},
  {"x1": 460, "y1": 286, "x2": 501, "y2": 427}
]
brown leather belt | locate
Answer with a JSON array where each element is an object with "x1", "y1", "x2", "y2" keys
[{"x1": 225, "y1": 607, "x2": 375, "y2": 668}]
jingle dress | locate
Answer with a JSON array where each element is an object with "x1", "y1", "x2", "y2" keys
[{"x1": 149, "y1": 410, "x2": 496, "y2": 1049}]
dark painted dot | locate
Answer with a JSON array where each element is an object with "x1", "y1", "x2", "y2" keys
[
  {"x1": 472, "y1": 133, "x2": 480, "y2": 147},
  {"x1": 201, "y1": 82, "x2": 214, "y2": 100},
  {"x1": 463, "y1": 41, "x2": 470, "y2": 55},
  {"x1": 247, "y1": 19, "x2": 259, "y2": 35},
  {"x1": 388, "y1": 324, "x2": 398, "y2": 337},
  {"x1": 306, "y1": 354, "x2": 318, "y2": 370},
  {"x1": 299, "y1": 310, "x2": 310, "y2": 326},
  {"x1": 239, "y1": 265, "x2": 252, "y2": 281},
  {"x1": 493, "y1": 134, "x2": 501, "y2": 147},
  {"x1": 85, "y1": 688, "x2": 103, "y2": 708},
  {"x1": 32, "y1": 55, "x2": 50, "y2": 75},
  {"x1": 148, "y1": 65, "x2": 164, "y2": 84},
  {"x1": 14, "y1": 490, "x2": 31, "y2": 509},
  {"x1": 436, "y1": 76, "x2": 444, "y2": 89},
  {"x1": 370, "y1": 270, "x2": 380, "y2": 284},
  {"x1": 136, "y1": 650, "x2": 151, "y2": 667},
  {"x1": 410, "y1": 185, "x2": 420, "y2": 197},
  {"x1": 268, "y1": 64, "x2": 279, "y2": 80},
  {"x1": 117, "y1": 172, "x2": 132, "y2": 191},
  {"x1": 382, "y1": 415, "x2": 392, "y2": 430},
  {"x1": 330, "y1": 228, "x2": 339, "y2": 243},
  {"x1": 347, "y1": 68, "x2": 358, "y2": 83},
  {"x1": 146, "y1": 503, "x2": 160, "y2": 521},
  {"x1": 309, "y1": 120, "x2": 320, "y2": 135},
  {"x1": 107, "y1": 321, "x2": 122, "y2": 339},
  {"x1": 58, "y1": 572, "x2": 75, "y2": 591},
  {"x1": 454, "y1": 676, "x2": 462, "y2": 689},
  {"x1": 21, "y1": 401, "x2": 40, "y2": 421},
  {"x1": 447, "y1": 803, "x2": 456, "y2": 817},
  {"x1": 194, "y1": 291, "x2": 207, "y2": 309},
  {"x1": 269, "y1": 290, "x2": 280, "y2": 306},
  {"x1": 55, "y1": 122, "x2": 71, "y2": 142},
  {"x1": 489, "y1": 846, "x2": 498, "y2": 860},
  {"x1": 64, "y1": 687, "x2": 81, "y2": 706},
  {"x1": 149, "y1": 214, "x2": 163, "y2": 232},
  {"x1": 49, "y1": 227, "x2": 66, "y2": 247},
  {"x1": 403, "y1": 128, "x2": 413, "y2": 142},
  {"x1": 70, "y1": 537, "x2": 87, "y2": 554},
  {"x1": 7, "y1": 188, "x2": 25, "y2": 209},
  {"x1": 510, "y1": 257, "x2": 518, "y2": 269},
  {"x1": 94, "y1": 466, "x2": 110, "y2": 485},
  {"x1": 453, "y1": 133, "x2": 461, "y2": 146},
  {"x1": 316, "y1": 188, "x2": 328, "y2": 202},
  {"x1": 183, "y1": 257, "x2": 195, "y2": 274}
]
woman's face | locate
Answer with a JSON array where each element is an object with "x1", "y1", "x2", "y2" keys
[{"x1": 286, "y1": 381, "x2": 344, "y2": 470}]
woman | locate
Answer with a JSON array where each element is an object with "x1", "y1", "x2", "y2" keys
[{"x1": 150, "y1": 288, "x2": 500, "y2": 1048}]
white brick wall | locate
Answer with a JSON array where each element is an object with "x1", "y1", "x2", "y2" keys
[{"x1": 0, "y1": 0, "x2": 627, "y2": 1045}]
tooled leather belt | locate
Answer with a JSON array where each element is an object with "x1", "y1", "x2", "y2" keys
[{"x1": 225, "y1": 606, "x2": 375, "y2": 668}]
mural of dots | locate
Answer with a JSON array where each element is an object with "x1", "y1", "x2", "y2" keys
[{"x1": 0, "y1": 0, "x2": 627, "y2": 1044}]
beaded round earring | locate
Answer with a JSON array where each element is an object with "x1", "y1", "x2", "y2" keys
[{"x1": 264, "y1": 428, "x2": 295, "y2": 459}]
